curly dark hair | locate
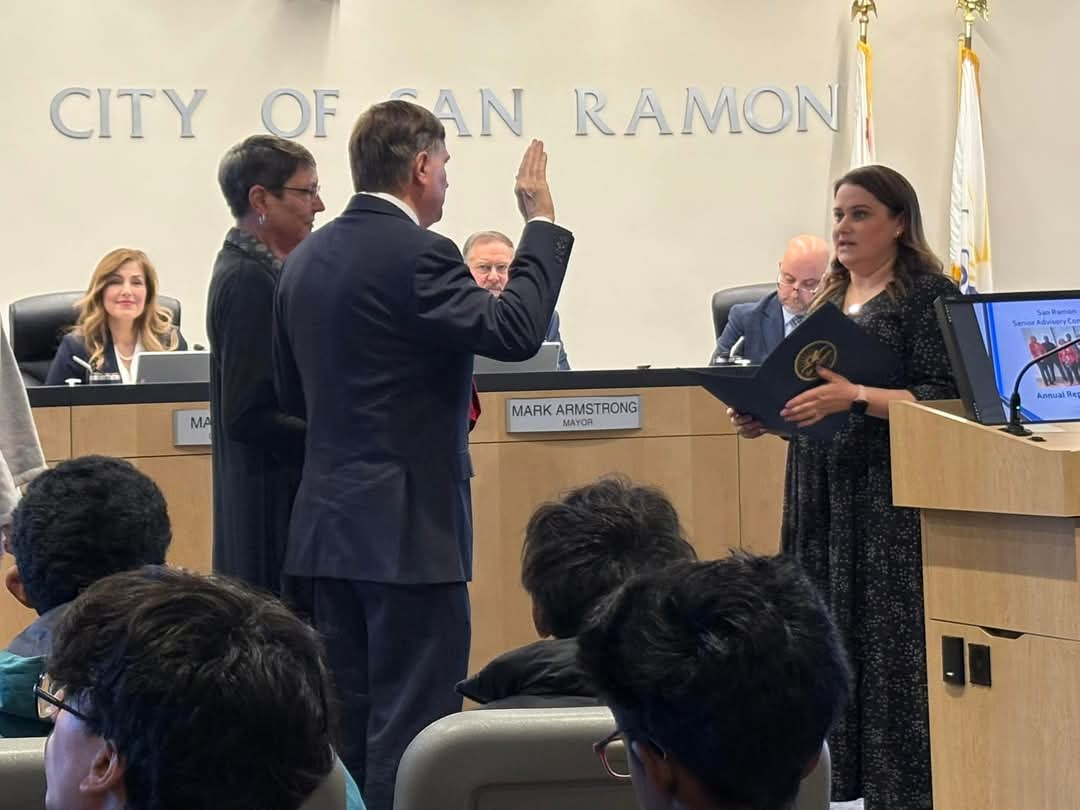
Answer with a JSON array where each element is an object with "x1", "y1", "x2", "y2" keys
[
  {"x1": 521, "y1": 476, "x2": 696, "y2": 638},
  {"x1": 10, "y1": 455, "x2": 171, "y2": 613},
  {"x1": 48, "y1": 566, "x2": 338, "y2": 810},
  {"x1": 578, "y1": 553, "x2": 851, "y2": 810}
]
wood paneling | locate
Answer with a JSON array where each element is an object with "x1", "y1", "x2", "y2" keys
[
  {"x1": 71, "y1": 401, "x2": 210, "y2": 458},
  {"x1": 922, "y1": 510, "x2": 1080, "y2": 642},
  {"x1": 31, "y1": 407, "x2": 70, "y2": 462},
  {"x1": 16, "y1": 390, "x2": 789, "y2": 677},
  {"x1": 926, "y1": 620, "x2": 1080, "y2": 810}
]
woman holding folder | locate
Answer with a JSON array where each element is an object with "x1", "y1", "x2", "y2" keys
[{"x1": 732, "y1": 165, "x2": 957, "y2": 810}]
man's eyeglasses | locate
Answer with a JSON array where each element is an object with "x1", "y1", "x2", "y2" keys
[
  {"x1": 776, "y1": 274, "x2": 822, "y2": 296},
  {"x1": 278, "y1": 185, "x2": 321, "y2": 200},
  {"x1": 593, "y1": 729, "x2": 633, "y2": 779},
  {"x1": 594, "y1": 728, "x2": 667, "y2": 780},
  {"x1": 35, "y1": 672, "x2": 93, "y2": 724}
]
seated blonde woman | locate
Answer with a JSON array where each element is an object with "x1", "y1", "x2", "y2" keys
[{"x1": 45, "y1": 248, "x2": 187, "y2": 385}]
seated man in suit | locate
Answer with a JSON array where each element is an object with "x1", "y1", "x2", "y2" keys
[
  {"x1": 578, "y1": 552, "x2": 850, "y2": 810},
  {"x1": 38, "y1": 566, "x2": 366, "y2": 809},
  {"x1": 456, "y1": 476, "x2": 695, "y2": 708},
  {"x1": 464, "y1": 230, "x2": 571, "y2": 369},
  {"x1": 710, "y1": 234, "x2": 830, "y2": 365}
]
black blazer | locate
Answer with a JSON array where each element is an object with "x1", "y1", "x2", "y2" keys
[
  {"x1": 274, "y1": 194, "x2": 573, "y2": 584},
  {"x1": 45, "y1": 329, "x2": 187, "y2": 385}
]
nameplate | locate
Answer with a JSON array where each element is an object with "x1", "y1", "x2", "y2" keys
[
  {"x1": 173, "y1": 408, "x2": 212, "y2": 446},
  {"x1": 506, "y1": 395, "x2": 642, "y2": 433}
]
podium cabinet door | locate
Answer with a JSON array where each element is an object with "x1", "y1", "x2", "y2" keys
[{"x1": 925, "y1": 619, "x2": 1080, "y2": 810}]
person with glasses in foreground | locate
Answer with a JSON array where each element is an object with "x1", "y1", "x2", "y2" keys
[
  {"x1": 710, "y1": 234, "x2": 830, "y2": 365},
  {"x1": 36, "y1": 566, "x2": 366, "y2": 810},
  {"x1": 579, "y1": 552, "x2": 850, "y2": 810}
]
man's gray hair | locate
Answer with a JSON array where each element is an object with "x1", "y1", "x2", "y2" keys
[{"x1": 462, "y1": 230, "x2": 514, "y2": 261}]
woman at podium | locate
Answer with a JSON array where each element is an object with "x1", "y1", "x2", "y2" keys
[
  {"x1": 45, "y1": 248, "x2": 187, "y2": 385},
  {"x1": 732, "y1": 165, "x2": 957, "y2": 810},
  {"x1": 206, "y1": 135, "x2": 325, "y2": 595}
]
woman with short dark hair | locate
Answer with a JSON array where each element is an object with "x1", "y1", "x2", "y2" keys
[{"x1": 207, "y1": 134, "x2": 325, "y2": 594}]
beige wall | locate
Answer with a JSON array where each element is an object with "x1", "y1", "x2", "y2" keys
[{"x1": 1, "y1": 0, "x2": 1076, "y2": 370}]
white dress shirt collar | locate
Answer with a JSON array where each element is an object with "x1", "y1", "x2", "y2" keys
[{"x1": 359, "y1": 192, "x2": 420, "y2": 226}]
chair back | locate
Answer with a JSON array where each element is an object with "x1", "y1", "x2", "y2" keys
[
  {"x1": 8, "y1": 292, "x2": 182, "y2": 385},
  {"x1": 393, "y1": 707, "x2": 636, "y2": 810},
  {"x1": 394, "y1": 707, "x2": 832, "y2": 810},
  {"x1": 710, "y1": 281, "x2": 776, "y2": 339},
  {"x1": 0, "y1": 737, "x2": 45, "y2": 810}
]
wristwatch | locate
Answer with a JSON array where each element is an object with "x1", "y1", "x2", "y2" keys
[{"x1": 851, "y1": 384, "x2": 869, "y2": 415}]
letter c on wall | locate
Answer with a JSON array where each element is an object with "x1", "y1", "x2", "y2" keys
[{"x1": 50, "y1": 87, "x2": 93, "y2": 139}]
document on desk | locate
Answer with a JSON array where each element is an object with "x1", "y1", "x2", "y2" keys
[{"x1": 686, "y1": 302, "x2": 900, "y2": 440}]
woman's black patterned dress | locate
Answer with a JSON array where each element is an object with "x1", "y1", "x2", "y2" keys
[{"x1": 782, "y1": 272, "x2": 958, "y2": 810}]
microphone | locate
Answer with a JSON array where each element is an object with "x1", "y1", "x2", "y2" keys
[
  {"x1": 728, "y1": 336, "x2": 746, "y2": 362},
  {"x1": 1001, "y1": 335, "x2": 1080, "y2": 437}
]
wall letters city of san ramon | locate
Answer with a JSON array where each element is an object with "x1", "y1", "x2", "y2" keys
[{"x1": 49, "y1": 85, "x2": 840, "y2": 139}]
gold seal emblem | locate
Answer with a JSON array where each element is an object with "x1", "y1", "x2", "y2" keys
[{"x1": 794, "y1": 341, "x2": 838, "y2": 381}]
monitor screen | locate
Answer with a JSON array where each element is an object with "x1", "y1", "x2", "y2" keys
[{"x1": 936, "y1": 291, "x2": 1080, "y2": 426}]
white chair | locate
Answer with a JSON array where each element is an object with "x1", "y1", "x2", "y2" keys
[{"x1": 393, "y1": 707, "x2": 831, "y2": 810}]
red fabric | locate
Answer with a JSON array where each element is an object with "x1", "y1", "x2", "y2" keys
[{"x1": 469, "y1": 380, "x2": 482, "y2": 431}]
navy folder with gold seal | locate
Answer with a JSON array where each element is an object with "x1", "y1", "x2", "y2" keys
[{"x1": 687, "y1": 302, "x2": 900, "y2": 440}]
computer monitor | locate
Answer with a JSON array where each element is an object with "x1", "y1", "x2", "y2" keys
[
  {"x1": 134, "y1": 350, "x2": 211, "y2": 384},
  {"x1": 936, "y1": 290, "x2": 1080, "y2": 426},
  {"x1": 473, "y1": 342, "x2": 562, "y2": 374}
]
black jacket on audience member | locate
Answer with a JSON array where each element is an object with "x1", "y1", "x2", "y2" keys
[{"x1": 456, "y1": 638, "x2": 598, "y2": 709}]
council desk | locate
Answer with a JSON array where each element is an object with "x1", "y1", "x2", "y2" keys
[{"x1": 7, "y1": 370, "x2": 788, "y2": 675}]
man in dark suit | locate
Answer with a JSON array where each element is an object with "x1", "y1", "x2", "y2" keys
[
  {"x1": 710, "y1": 234, "x2": 830, "y2": 365},
  {"x1": 463, "y1": 229, "x2": 571, "y2": 369},
  {"x1": 273, "y1": 99, "x2": 573, "y2": 810}
]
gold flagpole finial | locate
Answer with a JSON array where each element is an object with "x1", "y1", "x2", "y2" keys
[
  {"x1": 956, "y1": 1, "x2": 990, "y2": 49},
  {"x1": 851, "y1": 1, "x2": 878, "y2": 44}
]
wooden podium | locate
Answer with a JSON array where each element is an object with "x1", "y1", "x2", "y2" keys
[{"x1": 890, "y1": 402, "x2": 1080, "y2": 810}]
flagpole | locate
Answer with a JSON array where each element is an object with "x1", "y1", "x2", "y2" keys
[
  {"x1": 851, "y1": 1, "x2": 878, "y2": 44},
  {"x1": 957, "y1": 0, "x2": 990, "y2": 50}
]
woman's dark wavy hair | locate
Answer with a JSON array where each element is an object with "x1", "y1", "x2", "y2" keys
[{"x1": 812, "y1": 164, "x2": 944, "y2": 311}]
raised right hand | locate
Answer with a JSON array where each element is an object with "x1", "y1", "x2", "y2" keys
[
  {"x1": 515, "y1": 139, "x2": 555, "y2": 223},
  {"x1": 727, "y1": 407, "x2": 767, "y2": 439}
]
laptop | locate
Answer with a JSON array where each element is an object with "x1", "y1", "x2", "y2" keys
[
  {"x1": 473, "y1": 342, "x2": 562, "y2": 374},
  {"x1": 134, "y1": 350, "x2": 211, "y2": 384},
  {"x1": 935, "y1": 290, "x2": 1080, "y2": 426}
]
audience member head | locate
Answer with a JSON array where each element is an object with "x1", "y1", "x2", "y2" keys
[
  {"x1": 579, "y1": 552, "x2": 851, "y2": 810},
  {"x1": 349, "y1": 100, "x2": 448, "y2": 227},
  {"x1": 775, "y1": 234, "x2": 830, "y2": 315},
  {"x1": 41, "y1": 566, "x2": 337, "y2": 810},
  {"x1": 817, "y1": 164, "x2": 944, "y2": 307},
  {"x1": 74, "y1": 248, "x2": 178, "y2": 370},
  {"x1": 8, "y1": 455, "x2": 171, "y2": 615},
  {"x1": 463, "y1": 230, "x2": 514, "y2": 295},
  {"x1": 521, "y1": 476, "x2": 696, "y2": 639},
  {"x1": 217, "y1": 134, "x2": 325, "y2": 259}
]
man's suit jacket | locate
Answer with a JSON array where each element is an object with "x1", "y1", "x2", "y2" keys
[
  {"x1": 710, "y1": 291, "x2": 784, "y2": 365},
  {"x1": 273, "y1": 194, "x2": 573, "y2": 585}
]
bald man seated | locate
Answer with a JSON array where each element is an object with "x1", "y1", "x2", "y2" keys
[
  {"x1": 710, "y1": 235, "x2": 830, "y2": 365},
  {"x1": 464, "y1": 230, "x2": 570, "y2": 370}
]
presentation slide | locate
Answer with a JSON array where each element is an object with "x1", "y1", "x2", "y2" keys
[{"x1": 978, "y1": 299, "x2": 1080, "y2": 423}]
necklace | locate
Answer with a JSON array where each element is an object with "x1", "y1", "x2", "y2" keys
[{"x1": 116, "y1": 349, "x2": 135, "y2": 362}]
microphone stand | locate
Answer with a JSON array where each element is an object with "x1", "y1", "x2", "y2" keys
[{"x1": 1002, "y1": 335, "x2": 1080, "y2": 437}]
